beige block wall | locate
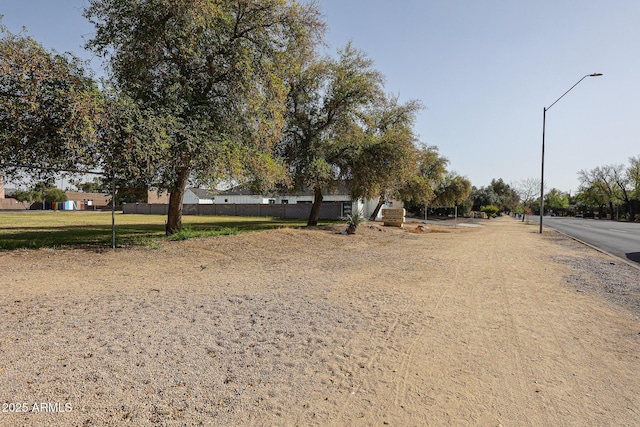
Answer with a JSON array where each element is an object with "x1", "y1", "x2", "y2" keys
[{"x1": 147, "y1": 189, "x2": 170, "y2": 204}]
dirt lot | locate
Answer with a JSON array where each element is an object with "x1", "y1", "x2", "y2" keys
[{"x1": 1, "y1": 216, "x2": 639, "y2": 426}]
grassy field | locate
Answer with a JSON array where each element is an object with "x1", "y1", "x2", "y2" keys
[{"x1": 0, "y1": 211, "x2": 330, "y2": 250}]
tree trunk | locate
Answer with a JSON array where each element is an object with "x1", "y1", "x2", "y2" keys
[
  {"x1": 307, "y1": 186, "x2": 323, "y2": 226},
  {"x1": 609, "y1": 201, "x2": 615, "y2": 220},
  {"x1": 166, "y1": 167, "x2": 190, "y2": 235},
  {"x1": 369, "y1": 194, "x2": 385, "y2": 221}
]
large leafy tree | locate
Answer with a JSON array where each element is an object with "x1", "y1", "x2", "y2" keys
[
  {"x1": 0, "y1": 23, "x2": 100, "y2": 181},
  {"x1": 348, "y1": 95, "x2": 423, "y2": 220},
  {"x1": 84, "y1": 0, "x2": 324, "y2": 233},
  {"x1": 280, "y1": 42, "x2": 384, "y2": 226}
]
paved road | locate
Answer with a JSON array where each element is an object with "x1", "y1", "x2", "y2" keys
[{"x1": 531, "y1": 216, "x2": 640, "y2": 265}]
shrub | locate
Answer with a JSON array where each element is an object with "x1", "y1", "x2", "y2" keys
[
  {"x1": 341, "y1": 210, "x2": 365, "y2": 234},
  {"x1": 480, "y1": 205, "x2": 499, "y2": 218}
]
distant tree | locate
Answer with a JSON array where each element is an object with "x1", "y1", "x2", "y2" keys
[
  {"x1": 469, "y1": 186, "x2": 499, "y2": 212},
  {"x1": 0, "y1": 24, "x2": 100, "y2": 181},
  {"x1": 578, "y1": 165, "x2": 621, "y2": 220},
  {"x1": 13, "y1": 181, "x2": 67, "y2": 207},
  {"x1": 514, "y1": 177, "x2": 540, "y2": 221},
  {"x1": 399, "y1": 146, "x2": 449, "y2": 215},
  {"x1": 489, "y1": 178, "x2": 519, "y2": 213},
  {"x1": 628, "y1": 156, "x2": 640, "y2": 200},
  {"x1": 85, "y1": 0, "x2": 324, "y2": 234},
  {"x1": 71, "y1": 176, "x2": 109, "y2": 193},
  {"x1": 576, "y1": 182, "x2": 608, "y2": 219},
  {"x1": 433, "y1": 172, "x2": 472, "y2": 208},
  {"x1": 608, "y1": 163, "x2": 633, "y2": 219},
  {"x1": 44, "y1": 187, "x2": 68, "y2": 204},
  {"x1": 627, "y1": 156, "x2": 640, "y2": 219},
  {"x1": 12, "y1": 188, "x2": 33, "y2": 203},
  {"x1": 544, "y1": 188, "x2": 569, "y2": 214}
]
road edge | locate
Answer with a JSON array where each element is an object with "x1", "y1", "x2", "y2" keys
[{"x1": 549, "y1": 228, "x2": 640, "y2": 272}]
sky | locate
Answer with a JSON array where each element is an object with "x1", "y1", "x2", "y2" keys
[{"x1": 1, "y1": 0, "x2": 639, "y2": 194}]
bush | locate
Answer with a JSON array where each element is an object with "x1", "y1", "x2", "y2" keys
[{"x1": 480, "y1": 205, "x2": 499, "y2": 218}]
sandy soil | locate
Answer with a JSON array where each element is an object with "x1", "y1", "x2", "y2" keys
[{"x1": 1, "y1": 216, "x2": 639, "y2": 426}]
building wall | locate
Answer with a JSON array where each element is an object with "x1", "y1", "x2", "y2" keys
[
  {"x1": 0, "y1": 198, "x2": 29, "y2": 210},
  {"x1": 183, "y1": 190, "x2": 214, "y2": 205},
  {"x1": 147, "y1": 189, "x2": 170, "y2": 204},
  {"x1": 65, "y1": 192, "x2": 111, "y2": 207}
]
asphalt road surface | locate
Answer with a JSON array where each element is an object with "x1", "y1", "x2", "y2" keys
[{"x1": 532, "y1": 216, "x2": 640, "y2": 266}]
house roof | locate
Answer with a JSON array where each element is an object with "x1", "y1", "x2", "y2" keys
[{"x1": 187, "y1": 188, "x2": 216, "y2": 199}]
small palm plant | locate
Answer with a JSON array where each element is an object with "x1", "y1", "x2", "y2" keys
[{"x1": 342, "y1": 210, "x2": 365, "y2": 234}]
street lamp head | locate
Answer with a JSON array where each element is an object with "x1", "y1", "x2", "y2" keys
[{"x1": 589, "y1": 73, "x2": 603, "y2": 77}]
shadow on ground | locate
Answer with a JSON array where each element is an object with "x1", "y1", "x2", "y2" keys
[{"x1": 626, "y1": 252, "x2": 640, "y2": 265}]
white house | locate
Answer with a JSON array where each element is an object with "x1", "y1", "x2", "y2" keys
[
  {"x1": 146, "y1": 186, "x2": 400, "y2": 220},
  {"x1": 215, "y1": 186, "x2": 398, "y2": 220},
  {"x1": 183, "y1": 188, "x2": 215, "y2": 204}
]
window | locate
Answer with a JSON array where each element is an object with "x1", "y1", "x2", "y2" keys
[
  {"x1": 268, "y1": 199, "x2": 276, "y2": 204},
  {"x1": 282, "y1": 199, "x2": 289, "y2": 204},
  {"x1": 342, "y1": 202, "x2": 352, "y2": 216}
]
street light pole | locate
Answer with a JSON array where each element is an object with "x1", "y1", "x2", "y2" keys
[{"x1": 539, "y1": 73, "x2": 602, "y2": 234}]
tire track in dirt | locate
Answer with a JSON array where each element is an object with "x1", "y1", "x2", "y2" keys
[{"x1": 366, "y1": 234, "x2": 466, "y2": 425}]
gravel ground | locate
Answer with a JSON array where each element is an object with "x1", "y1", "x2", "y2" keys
[
  {"x1": 1, "y1": 218, "x2": 639, "y2": 426},
  {"x1": 550, "y1": 233, "x2": 640, "y2": 318}
]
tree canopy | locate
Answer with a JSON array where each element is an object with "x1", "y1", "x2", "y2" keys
[
  {"x1": 399, "y1": 145, "x2": 449, "y2": 214},
  {"x1": 13, "y1": 181, "x2": 68, "y2": 205},
  {"x1": 469, "y1": 179, "x2": 519, "y2": 214},
  {"x1": 0, "y1": 23, "x2": 100, "y2": 180},
  {"x1": 3, "y1": 3, "x2": 477, "y2": 231},
  {"x1": 84, "y1": 0, "x2": 324, "y2": 233},
  {"x1": 279, "y1": 42, "x2": 384, "y2": 225},
  {"x1": 345, "y1": 95, "x2": 423, "y2": 220},
  {"x1": 577, "y1": 162, "x2": 639, "y2": 219}
]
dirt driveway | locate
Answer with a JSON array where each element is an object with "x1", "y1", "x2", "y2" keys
[{"x1": 1, "y1": 216, "x2": 639, "y2": 426}]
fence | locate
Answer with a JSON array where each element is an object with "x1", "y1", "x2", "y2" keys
[{"x1": 123, "y1": 202, "x2": 344, "y2": 220}]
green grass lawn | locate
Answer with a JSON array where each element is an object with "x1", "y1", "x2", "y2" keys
[{"x1": 0, "y1": 211, "x2": 329, "y2": 250}]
